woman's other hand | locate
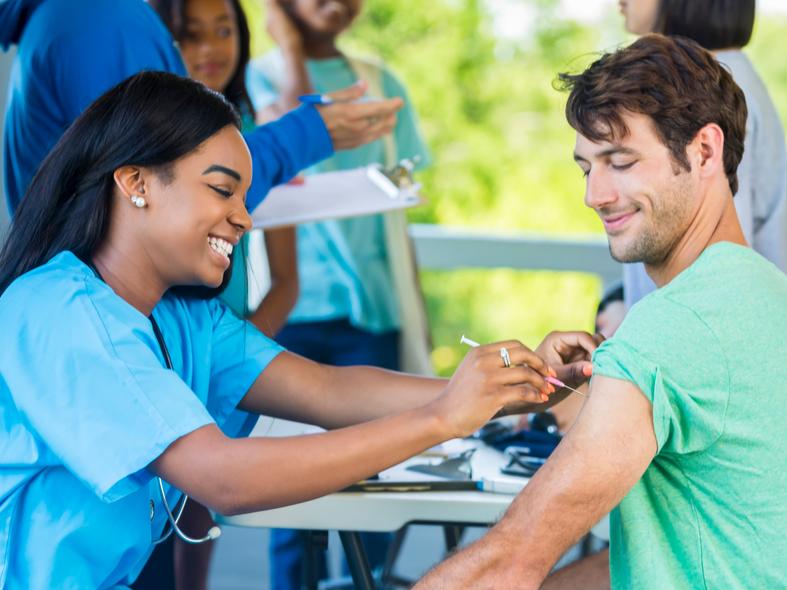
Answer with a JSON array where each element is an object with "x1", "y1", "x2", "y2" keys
[
  {"x1": 316, "y1": 81, "x2": 403, "y2": 150},
  {"x1": 535, "y1": 331, "x2": 603, "y2": 390},
  {"x1": 428, "y1": 340, "x2": 556, "y2": 439}
]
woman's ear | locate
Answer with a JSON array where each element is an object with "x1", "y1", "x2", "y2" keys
[{"x1": 113, "y1": 166, "x2": 148, "y2": 208}]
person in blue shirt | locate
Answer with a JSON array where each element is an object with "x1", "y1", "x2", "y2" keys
[
  {"x1": 0, "y1": 71, "x2": 597, "y2": 589},
  {"x1": 0, "y1": 0, "x2": 404, "y2": 216}
]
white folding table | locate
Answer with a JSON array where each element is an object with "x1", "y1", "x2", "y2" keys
[{"x1": 216, "y1": 443, "x2": 527, "y2": 588}]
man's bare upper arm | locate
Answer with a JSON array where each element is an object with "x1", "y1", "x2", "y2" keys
[{"x1": 495, "y1": 375, "x2": 660, "y2": 581}]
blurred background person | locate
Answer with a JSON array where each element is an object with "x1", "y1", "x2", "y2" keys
[{"x1": 246, "y1": 0, "x2": 432, "y2": 587}]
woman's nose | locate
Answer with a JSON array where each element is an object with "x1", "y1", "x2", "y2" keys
[{"x1": 227, "y1": 201, "x2": 252, "y2": 239}]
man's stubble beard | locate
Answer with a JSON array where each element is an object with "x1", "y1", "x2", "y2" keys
[{"x1": 608, "y1": 172, "x2": 695, "y2": 265}]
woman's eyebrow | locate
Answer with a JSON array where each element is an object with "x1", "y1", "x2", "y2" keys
[{"x1": 202, "y1": 164, "x2": 241, "y2": 181}]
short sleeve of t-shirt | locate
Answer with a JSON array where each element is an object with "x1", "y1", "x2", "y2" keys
[
  {"x1": 592, "y1": 295, "x2": 731, "y2": 455},
  {"x1": 202, "y1": 298, "x2": 284, "y2": 438},
  {"x1": 1, "y1": 265, "x2": 215, "y2": 503}
]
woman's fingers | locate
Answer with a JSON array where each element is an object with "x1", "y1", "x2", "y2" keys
[
  {"x1": 325, "y1": 80, "x2": 368, "y2": 102},
  {"x1": 553, "y1": 330, "x2": 599, "y2": 359},
  {"x1": 478, "y1": 341, "x2": 551, "y2": 376},
  {"x1": 494, "y1": 365, "x2": 552, "y2": 393},
  {"x1": 501, "y1": 384, "x2": 552, "y2": 405},
  {"x1": 317, "y1": 96, "x2": 403, "y2": 151},
  {"x1": 556, "y1": 360, "x2": 594, "y2": 386}
]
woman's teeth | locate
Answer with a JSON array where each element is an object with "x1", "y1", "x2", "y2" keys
[{"x1": 208, "y1": 236, "x2": 233, "y2": 258}]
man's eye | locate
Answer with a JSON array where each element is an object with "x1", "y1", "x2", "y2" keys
[
  {"x1": 581, "y1": 169, "x2": 590, "y2": 178},
  {"x1": 611, "y1": 161, "x2": 636, "y2": 171}
]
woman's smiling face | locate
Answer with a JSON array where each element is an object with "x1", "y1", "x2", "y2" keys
[{"x1": 136, "y1": 125, "x2": 253, "y2": 289}]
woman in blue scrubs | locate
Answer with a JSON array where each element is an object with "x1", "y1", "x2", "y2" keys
[{"x1": 0, "y1": 71, "x2": 597, "y2": 589}]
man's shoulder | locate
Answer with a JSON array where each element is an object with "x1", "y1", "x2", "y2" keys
[
  {"x1": 663, "y1": 243, "x2": 787, "y2": 317},
  {"x1": 606, "y1": 243, "x2": 786, "y2": 370}
]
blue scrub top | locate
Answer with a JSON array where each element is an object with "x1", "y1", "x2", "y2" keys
[{"x1": 0, "y1": 252, "x2": 284, "y2": 589}]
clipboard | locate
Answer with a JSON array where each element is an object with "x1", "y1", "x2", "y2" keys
[{"x1": 250, "y1": 164, "x2": 423, "y2": 230}]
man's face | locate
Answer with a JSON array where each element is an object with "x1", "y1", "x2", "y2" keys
[{"x1": 573, "y1": 113, "x2": 699, "y2": 265}]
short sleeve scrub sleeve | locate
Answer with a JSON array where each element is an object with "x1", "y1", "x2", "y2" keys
[{"x1": 0, "y1": 252, "x2": 283, "y2": 589}]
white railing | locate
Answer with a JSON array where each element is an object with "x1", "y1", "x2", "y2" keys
[{"x1": 409, "y1": 224, "x2": 621, "y2": 285}]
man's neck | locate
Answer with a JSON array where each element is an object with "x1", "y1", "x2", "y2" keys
[
  {"x1": 91, "y1": 241, "x2": 166, "y2": 317},
  {"x1": 646, "y1": 192, "x2": 747, "y2": 287}
]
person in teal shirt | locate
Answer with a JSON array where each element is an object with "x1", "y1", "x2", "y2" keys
[
  {"x1": 415, "y1": 35, "x2": 787, "y2": 589},
  {"x1": 246, "y1": 1, "x2": 431, "y2": 585},
  {"x1": 0, "y1": 70, "x2": 595, "y2": 590},
  {"x1": 247, "y1": 0, "x2": 430, "y2": 340}
]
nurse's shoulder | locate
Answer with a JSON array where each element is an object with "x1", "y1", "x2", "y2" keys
[{"x1": 0, "y1": 251, "x2": 133, "y2": 332}]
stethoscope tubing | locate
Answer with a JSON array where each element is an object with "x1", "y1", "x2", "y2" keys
[{"x1": 149, "y1": 314, "x2": 222, "y2": 545}]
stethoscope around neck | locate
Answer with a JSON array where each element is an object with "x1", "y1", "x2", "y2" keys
[
  {"x1": 149, "y1": 316, "x2": 221, "y2": 546},
  {"x1": 87, "y1": 260, "x2": 220, "y2": 545}
]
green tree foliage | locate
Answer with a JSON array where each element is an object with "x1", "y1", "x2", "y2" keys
[{"x1": 242, "y1": 0, "x2": 787, "y2": 374}]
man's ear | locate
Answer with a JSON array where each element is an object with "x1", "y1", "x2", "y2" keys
[
  {"x1": 692, "y1": 123, "x2": 725, "y2": 181},
  {"x1": 113, "y1": 166, "x2": 148, "y2": 205}
]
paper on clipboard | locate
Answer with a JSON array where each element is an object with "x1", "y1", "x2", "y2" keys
[{"x1": 250, "y1": 165, "x2": 422, "y2": 229}]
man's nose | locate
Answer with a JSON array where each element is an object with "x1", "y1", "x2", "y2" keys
[{"x1": 584, "y1": 168, "x2": 618, "y2": 210}]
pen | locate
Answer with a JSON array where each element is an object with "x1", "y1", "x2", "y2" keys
[
  {"x1": 459, "y1": 335, "x2": 586, "y2": 397},
  {"x1": 298, "y1": 94, "x2": 334, "y2": 105}
]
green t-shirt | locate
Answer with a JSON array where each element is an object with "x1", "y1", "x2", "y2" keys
[{"x1": 592, "y1": 242, "x2": 787, "y2": 589}]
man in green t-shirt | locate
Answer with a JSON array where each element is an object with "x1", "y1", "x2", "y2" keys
[{"x1": 416, "y1": 34, "x2": 787, "y2": 590}]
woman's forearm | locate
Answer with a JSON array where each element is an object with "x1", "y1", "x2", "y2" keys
[
  {"x1": 257, "y1": 46, "x2": 311, "y2": 123},
  {"x1": 226, "y1": 406, "x2": 450, "y2": 513},
  {"x1": 163, "y1": 408, "x2": 451, "y2": 515},
  {"x1": 277, "y1": 45, "x2": 311, "y2": 111},
  {"x1": 247, "y1": 228, "x2": 298, "y2": 337},
  {"x1": 317, "y1": 365, "x2": 447, "y2": 428},
  {"x1": 248, "y1": 282, "x2": 298, "y2": 337}
]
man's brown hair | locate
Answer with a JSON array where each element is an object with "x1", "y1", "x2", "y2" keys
[{"x1": 558, "y1": 34, "x2": 747, "y2": 194}]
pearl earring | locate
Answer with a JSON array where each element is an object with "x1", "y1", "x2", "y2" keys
[{"x1": 131, "y1": 195, "x2": 147, "y2": 208}]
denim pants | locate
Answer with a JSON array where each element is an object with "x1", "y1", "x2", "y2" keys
[{"x1": 270, "y1": 319, "x2": 399, "y2": 590}]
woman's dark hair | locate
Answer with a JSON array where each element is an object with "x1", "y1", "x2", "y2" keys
[
  {"x1": 0, "y1": 71, "x2": 241, "y2": 296},
  {"x1": 558, "y1": 35, "x2": 747, "y2": 195},
  {"x1": 150, "y1": 0, "x2": 254, "y2": 116},
  {"x1": 654, "y1": 0, "x2": 755, "y2": 50}
]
